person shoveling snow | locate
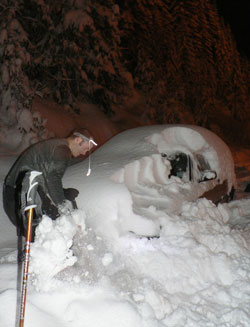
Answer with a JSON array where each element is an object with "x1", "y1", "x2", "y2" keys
[{"x1": 2, "y1": 129, "x2": 97, "y2": 241}]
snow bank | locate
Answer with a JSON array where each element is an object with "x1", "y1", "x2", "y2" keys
[{"x1": 21, "y1": 197, "x2": 250, "y2": 327}]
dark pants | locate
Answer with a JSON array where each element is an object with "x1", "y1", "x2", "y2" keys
[{"x1": 3, "y1": 183, "x2": 78, "y2": 239}]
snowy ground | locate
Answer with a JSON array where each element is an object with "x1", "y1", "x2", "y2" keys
[{"x1": 0, "y1": 126, "x2": 250, "y2": 327}]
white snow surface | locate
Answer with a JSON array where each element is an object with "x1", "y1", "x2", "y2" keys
[{"x1": 0, "y1": 125, "x2": 250, "y2": 327}]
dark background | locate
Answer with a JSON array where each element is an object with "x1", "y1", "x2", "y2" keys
[{"x1": 216, "y1": 0, "x2": 250, "y2": 58}]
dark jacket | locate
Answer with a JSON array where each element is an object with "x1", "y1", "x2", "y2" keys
[{"x1": 5, "y1": 138, "x2": 72, "y2": 205}]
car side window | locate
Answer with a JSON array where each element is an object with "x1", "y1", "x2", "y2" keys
[{"x1": 196, "y1": 154, "x2": 211, "y2": 171}]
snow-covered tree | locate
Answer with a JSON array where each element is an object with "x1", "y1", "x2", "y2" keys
[{"x1": 0, "y1": 0, "x2": 249, "y2": 148}]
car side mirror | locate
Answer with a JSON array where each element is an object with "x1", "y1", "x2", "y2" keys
[{"x1": 199, "y1": 170, "x2": 217, "y2": 182}]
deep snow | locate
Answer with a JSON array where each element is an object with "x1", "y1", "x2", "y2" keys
[{"x1": 0, "y1": 125, "x2": 250, "y2": 327}]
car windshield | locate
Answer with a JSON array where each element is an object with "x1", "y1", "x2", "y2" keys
[{"x1": 162, "y1": 152, "x2": 190, "y2": 182}]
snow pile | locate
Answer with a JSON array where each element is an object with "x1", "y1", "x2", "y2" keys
[
  {"x1": 111, "y1": 153, "x2": 199, "y2": 216},
  {"x1": 226, "y1": 198, "x2": 250, "y2": 229},
  {"x1": 26, "y1": 197, "x2": 250, "y2": 327},
  {"x1": 29, "y1": 210, "x2": 86, "y2": 291}
]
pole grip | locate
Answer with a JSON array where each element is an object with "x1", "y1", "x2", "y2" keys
[{"x1": 24, "y1": 171, "x2": 42, "y2": 211}]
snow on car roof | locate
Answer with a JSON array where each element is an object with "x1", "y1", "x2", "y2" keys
[{"x1": 90, "y1": 124, "x2": 235, "y2": 189}]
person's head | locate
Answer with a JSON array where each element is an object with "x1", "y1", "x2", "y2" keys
[{"x1": 67, "y1": 129, "x2": 97, "y2": 157}]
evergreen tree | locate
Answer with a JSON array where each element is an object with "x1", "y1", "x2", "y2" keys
[{"x1": 0, "y1": 0, "x2": 249, "y2": 145}]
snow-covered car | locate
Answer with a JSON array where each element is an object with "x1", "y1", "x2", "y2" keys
[{"x1": 64, "y1": 125, "x2": 236, "y2": 237}]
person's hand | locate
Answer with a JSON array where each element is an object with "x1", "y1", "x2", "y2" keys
[{"x1": 58, "y1": 199, "x2": 73, "y2": 215}]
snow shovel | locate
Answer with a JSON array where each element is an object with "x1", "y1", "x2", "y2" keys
[{"x1": 19, "y1": 171, "x2": 42, "y2": 327}]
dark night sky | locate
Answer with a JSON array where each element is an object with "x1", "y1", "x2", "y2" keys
[{"x1": 216, "y1": 0, "x2": 250, "y2": 58}]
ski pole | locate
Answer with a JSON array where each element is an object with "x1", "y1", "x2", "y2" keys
[{"x1": 19, "y1": 171, "x2": 42, "y2": 327}]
